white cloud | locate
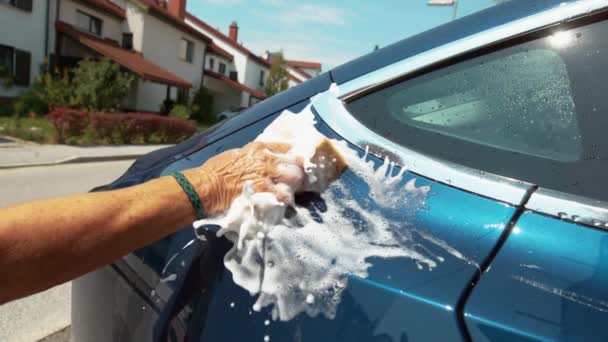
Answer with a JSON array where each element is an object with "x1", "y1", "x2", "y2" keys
[{"x1": 280, "y1": 4, "x2": 353, "y2": 26}]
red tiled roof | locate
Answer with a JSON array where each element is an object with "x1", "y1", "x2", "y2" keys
[
  {"x1": 208, "y1": 43, "x2": 234, "y2": 61},
  {"x1": 204, "y1": 70, "x2": 266, "y2": 99},
  {"x1": 77, "y1": 0, "x2": 126, "y2": 19},
  {"x1": 186, "y1": 13, "x2": 270, "y2": 68},
  {"x1": 57, "y1": 21, "x2": 192, "y2": 88},
  {"x1": 286, "y1": 60, "x2": 321, "y2": 70},
  {"x1": 287, "y1": 65, "x2": 313, "y2": 80},
  {"x1": 135, "y1": 0, "x2": 212, "y2": 44}
]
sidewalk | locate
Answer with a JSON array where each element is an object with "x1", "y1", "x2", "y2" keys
[{"x1": 0, "y1": 139, "x2": 172, "y2": 169}]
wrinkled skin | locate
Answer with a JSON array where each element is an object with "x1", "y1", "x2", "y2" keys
[{"x1": 184, "y1": 142, "x2": 305, "y2": 215}]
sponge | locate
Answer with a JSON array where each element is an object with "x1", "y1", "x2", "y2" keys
[{"x1": 302, "y1": 138, "x2": 347, "y2": 192}]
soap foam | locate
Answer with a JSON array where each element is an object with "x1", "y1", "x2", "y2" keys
[{"x1": 193, "y1": 85, "x2": 442, "y2": 321}]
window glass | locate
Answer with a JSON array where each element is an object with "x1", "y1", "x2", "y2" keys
[
  {"x1": 219, "y1": 62, "x2": 226, "y2": 75},
  {"x1": 0, "y1": 45, "x2": 13, "y2": 78},
  {"x1": 180, "y1": 38, "x2": 194, "y2": 63},
  {"x1": 345, "y1": 18, "x2": 608, "y2": 202},
  {"x1": 122, "y1": 33, "x2": 133, "y2": 50},
  {"x1": 208, "y1": 57, "x2": 214, "y2": 70},
  {"x1": 76, "y1": 11, "x2": 102, "y2": 36},
  {"x1": 259, "y1": 70, "x2": 265, "y2": 86},
  {"x1": 384, "y1": 49, "x2": 579, "y2": 161}
]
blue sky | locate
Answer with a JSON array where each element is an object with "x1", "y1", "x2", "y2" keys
[{"x1": 188, "y1": 0, "x2": 498, "y2": 70}]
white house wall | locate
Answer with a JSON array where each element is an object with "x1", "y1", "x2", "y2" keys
[
  {"x1": 125, "y1": 2, "x2": 145, "y2": 52},
  {"x1": 140, "y1": 14, "x2": 205, "y2": 87},
  {"x1": 0, "y1": 1, "x2": 48, "y2": 98},
  {"x1": 59, "y1": 0, "x2": 123, "y2": 42},
  {"x1": 244, "y1": 58, "x2": 267, "y2": 94}
]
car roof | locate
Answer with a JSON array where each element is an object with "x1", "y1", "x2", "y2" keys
[{"x1": 330, "y1": 0, "x2": 580, "y2": 84}]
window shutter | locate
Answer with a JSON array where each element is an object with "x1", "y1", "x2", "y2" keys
[
  {"x1": 15, "y1": 0, "x2": 33, "y2": 12},
  {"x1": 14, "y1": 49, "x2": 31, "y2": 87}
]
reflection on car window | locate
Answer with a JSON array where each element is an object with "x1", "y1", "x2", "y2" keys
[
  {"x1": 385, "y1": 49, "x2": 579, "y2": 161},
  {"x1": 346, "y1": 17, "x2": 608, "y2": 202}
]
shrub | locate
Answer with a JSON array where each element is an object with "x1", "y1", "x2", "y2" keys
[
  {"x1": 169, "y1": 104, "x2": 190, "y2": 120},
  {"x1": 190, "y1": 86, "x2": 215, "y2": 124},
  {"x1": 46, "y1": 108, "x2": 89, "y2": 143},
  {"x1": 46, "y1": 108, "x2": 196, "y2": 145},
  {"x1": 13, "y1": 88, "x2": 48, "y2": 117},
  {"x1": 71, "y1": 58, "x2": 136, "y2": 111}
]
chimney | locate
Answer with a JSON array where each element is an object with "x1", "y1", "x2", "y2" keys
[
  {"x1": 229, "y1": 21, "x2": 238, "y2": 42},
  {"x1": 167, "y1": 0, "x2": 186, "y2": 19}
]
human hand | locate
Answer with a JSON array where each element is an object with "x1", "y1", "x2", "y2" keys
[{"x1": 184, "y1": 142, "x2": 305, "y2": 215}]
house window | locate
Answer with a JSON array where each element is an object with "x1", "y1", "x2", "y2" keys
[
  {"x1": 122, "y1": 33, "x2": 133, "y2": 50},
  {"x1": 259, "y1": 70, "x2": 265, "y2": 86},
  {"x1": 177, "y1": 88, "x2": 189, "y2": 104},
  {"x1": 0, "y1": 0, "x2": 32, "y2": 12},
  {"x1": 218, "y1": 62, "x2": 226, "y2": 75},
  {"x1": 0, "y1": 45, "x2": 31, "y2": 86},
  {"x1": 180, "y1": 38, "x2": 194, "y2": 63},
  {"x1": 208, "y1": 57, "x2": 215, "y2": 70},
  {"x1": 76, "y1": 10, "x2": 103, "y2": 36},
  {"x1": 0, "y1": 45, "x2": 14, "y2": 79},
  {"x1": 229, "y1": 71, "x2": 238, "y2": 81}
]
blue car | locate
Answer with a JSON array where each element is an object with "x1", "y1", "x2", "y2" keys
[{"x1": 72, "y1": 1, "x2": 608, "y2": 341}]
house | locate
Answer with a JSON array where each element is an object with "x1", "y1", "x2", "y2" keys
[
  {"x1": 0, "y1": 0, "x2": 322, "y2": 116},
  {"x1": 264, "y1": 51, "x2": 322, "y2": 88},
  {"x1": 49, "y1": 0, "x2": 211, "y2": 112},
  {"x1": 185, "y1": 14, "x2": 271, "y2": 114},
  {"x1": 0, "y1": 0, "x2": 44, "y2": 101},
  {"x1": 0, "y1": 0, "x2": 210, "y2": 112}
]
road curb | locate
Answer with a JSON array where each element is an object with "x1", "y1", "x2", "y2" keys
[{"x1": 0, "y1": 154, "x2": 142, "y2": 170}]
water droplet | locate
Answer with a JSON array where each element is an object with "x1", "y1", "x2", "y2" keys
[
  {"x1": 571, "y1": 215, "x2": 581, "y2": 222},
  {"x1": 267, "y1": 261, "x2": 275, "y2": 268},
  {"x1": 230, "y1": 302, "x2": 235, "y2": 308},
  {"x1": 593, "y1": 220, "x2": 603, "y2": 227},
  {"x1": 264, "y1": 335, "x2": 270, "y2": 342},
  {"x1": 557, "y1": 212, "x2": 568, "y2": 219},
  {"x1": 264, "y1": 319, "x2": 270, "y2": 326}
]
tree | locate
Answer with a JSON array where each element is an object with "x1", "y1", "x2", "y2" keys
[
  {"x1": 70, "y1": 58, "x2": 136, "y2": 111},
  {"x1": 264, "y1": 52, "x2": 289, "y2": 97}
]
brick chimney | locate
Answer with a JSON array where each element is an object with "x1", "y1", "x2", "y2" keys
[
  {"x1": 167, "y1": 0, "x2": 186, "y2": 19},
  {"x1": 229, "y1": 21, "x2": 238, "y2": 42}
]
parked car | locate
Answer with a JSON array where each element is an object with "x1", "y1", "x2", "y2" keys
[
  {"x1": 72, "y1": 1, "x2": 608, "y2": 341},
  {"x1": 216, "y1": 107, "x2": 246, "y2": 122}
]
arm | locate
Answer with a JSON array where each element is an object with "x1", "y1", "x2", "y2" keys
[{"x1": 0, "y1": 142, "x2": 303, "y2": 304}]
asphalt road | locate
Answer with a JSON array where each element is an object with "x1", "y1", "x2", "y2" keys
[{"x1": 0, "y1": 160, "x2": 134, "y2": 342}]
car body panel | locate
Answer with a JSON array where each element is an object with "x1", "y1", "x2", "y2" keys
[
  {"x1": 74, "y1": 99, "x2": 519, "y2": 341},
  {"x1": 72, "y1": 2, "x2": 608, "y2": 342},
  {"x1": 464, "y1": 212, "x2": 608, "y2": 341}
]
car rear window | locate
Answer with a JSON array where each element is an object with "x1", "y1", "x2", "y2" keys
[{"x1": 346, "y1": 15, "x2": 608, "y2": 202}]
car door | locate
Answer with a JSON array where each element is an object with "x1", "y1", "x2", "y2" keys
[{"x1": 462, "y1": 14, "x2": 608, "y2": 342}]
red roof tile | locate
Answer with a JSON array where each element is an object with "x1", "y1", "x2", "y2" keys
[
  {"x1": 208, "y1": 43, "x2": 234, "y2": 61},
  {"x1": 77, "y1": 0, "x2": 126, "y2": 19},
  {"x1": 286, "y1": 60, "x2": 322, "y2": 70},
  {"x1": 135, "y1": 0, "x2": 212, "y2": 44},
  {"x1": 57, "y1": 21, "x2": 192, "y2": 88},
  {"x1": 186, "y1": 13, "x2": 270, "y2": 68},
  {"x1": 287, "y1": 65, "x2": 313, "y2": 80},
  {"x1": 204, "y1": 70, "x2": 266, "y2": 100}
]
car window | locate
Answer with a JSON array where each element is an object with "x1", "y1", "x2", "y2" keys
[
  {"x1": 384, "y1": 49, "x2": 579, "y2": 161},
  {"x1": 346, "y1": 16, "x2": 608, "y2": 202}
]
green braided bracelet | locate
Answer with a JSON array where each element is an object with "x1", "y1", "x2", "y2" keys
[{"x1": 172, "y1": 171, "x2": 206, "y2": 220}]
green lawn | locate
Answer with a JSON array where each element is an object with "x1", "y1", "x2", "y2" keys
[{"x1": 0, "y1": 116, "x2": 55, "y2": 143}]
